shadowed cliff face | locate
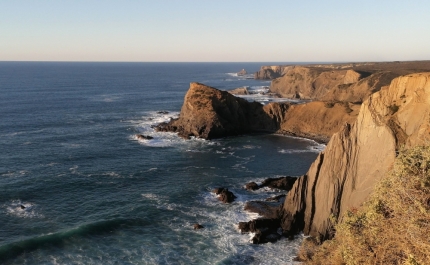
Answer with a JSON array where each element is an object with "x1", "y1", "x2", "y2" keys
[
  {"x1": 281, "y1": 73, "x2": 430, "y2": 240},
  {"x1": 157, "y1": 83, "x2": 359, "y2": 141}
]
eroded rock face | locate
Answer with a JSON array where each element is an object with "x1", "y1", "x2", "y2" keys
[
  {"x1": 254, "y1": 66, "x2": 293, "y2": 80},
  {"x1": 280, "y1": 73, "x2": 430, "y2": 240},
  {"x1": 269, "y1": 67, "x2": 365, "y2": 100},
  {"x1": 156, "y1": 83, "x2": 287, "y2": 139}
]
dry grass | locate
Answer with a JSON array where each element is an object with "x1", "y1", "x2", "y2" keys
[{"x1": 299, "y1": 145, "x2": 430, "y2": 265}]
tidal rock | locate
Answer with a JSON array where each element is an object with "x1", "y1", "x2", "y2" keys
[
  {"x1": 212, "y1": 187, "x2": 236, "y2": 203},
  {"x1": 136, "y1": 134, "x2": 153, "y2": 140},
  {"x1": 193, "y1": 224, "x2": 204, "y2": 230},
  {"x1": 281, "y1": 73, "x2": 430, "y2": 240},
  {"x1": 260, "y1": 176, "x2": 297, "y2": 191},
  {"x1": 238, "y1": 218, "x2": 282, "y2": 244},
  {"x1": 237, "y1": 69, "x2": 247, "y2": 76},
  {"x1": 245, "y1": 181, "x2": 259, "y2": 191},
  {"x1": 157, "y1": 111, "x2": 169, "y2": 114},
  {"x1": 244, "y1": 201, "x2": 280, "y2": 219}
]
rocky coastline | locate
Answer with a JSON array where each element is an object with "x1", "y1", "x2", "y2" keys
[{"x1": 155, "y1": 61, "x2": 430, "y2": 260}]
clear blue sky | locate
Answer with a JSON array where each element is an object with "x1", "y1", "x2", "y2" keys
[{"x1": 1, "y1": 0, "x2": 430, "y2": 62}]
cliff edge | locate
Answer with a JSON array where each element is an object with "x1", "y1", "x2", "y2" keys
[{"x1": 281, "y1": 73, "x2": 430, "y2": 240}]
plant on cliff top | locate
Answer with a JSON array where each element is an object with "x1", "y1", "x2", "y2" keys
[{"x1": 298, "y1": 145, "x2": 430, "y2": 265}]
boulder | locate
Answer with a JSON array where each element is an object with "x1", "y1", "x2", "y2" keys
[
  {"x1": 260, "y1": 176, "x2": 297, "y2": 191},
  {"x1": 193, "y1": 224, "x2": 204, "y2": 230},
  {"x1": 245, "y1": 181, "x2": 259, "y2": 191},
  {"x1": 212, "y1": 187, "x2": 237, "y2": 203},
  {"x1": 237, "y1": 69, "x2": 247, "y2": 76}
]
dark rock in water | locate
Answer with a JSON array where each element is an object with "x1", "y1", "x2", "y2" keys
[
  {"x1": 244, "y1": 201, "x2": 280, "y2": 219},
  {"x1": 260, "y1": 176, "x2": 297, "y2": 191},
  {"x1": 252, "y1": 229, "x2": 281, "y2": 244},
  {"x1": 193, "y1": 224, "x2": 204, "y2": 230},
  {"x1": 20, "y1": 205, "x2": 26, "y2": 209},
  {"x1": 136, "y1": 134, "x2": 153, "y2": 140},
  {"x1": 238, "y1": 218, "x2": 282, "y2": 244},
  {"x1": 157, "y1": 111, "x2": 169, "y2": 114},
  {"x1": 237, "y1": 69, "x2": 247, "y2": 76},
  {"x1": 212, "y1": 187, "x2": 236, "y2": 203},
  {"x1": 218, "y1": 190, "x2": 236, "y2": 203},
  {"x1": 245, "y1": 181, "x2": 259, "y2": 191},
  {"x1": 265, "y1": 194, "x2": 286, "y2": 202},
  {"x1": 238, "y1": 218, "x2": 279, "y2": 233}
]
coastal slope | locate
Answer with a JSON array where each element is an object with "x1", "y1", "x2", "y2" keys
[{"x1": 281, "y1": 73, "x2": 430, "y2": 239}]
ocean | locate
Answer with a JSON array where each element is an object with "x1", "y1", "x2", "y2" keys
[{"x1": 0, "y1": 62, "x2": 323, "y2": 264}]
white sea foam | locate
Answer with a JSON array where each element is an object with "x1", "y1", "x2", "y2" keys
[{"x1": 3, "y1": 200, "x2": 44, "y2": 218}]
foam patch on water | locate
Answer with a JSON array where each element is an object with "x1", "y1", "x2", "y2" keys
[{"x1": 3, "y1": 200, "x2": 44, "y2": 218}]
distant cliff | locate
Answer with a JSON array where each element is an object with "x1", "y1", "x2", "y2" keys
[
  {"x1": 254, "y1": 65, "x2": 293, "y2": 79},
  {"x1": 280, "y1": 73, "x2": 430, "y2": 240},
  {"x1": 261, "y1": 61, "x2": 430, "y2": 103},
  {"x1": 156, "y1": 82, "x2": 358, "y2": 142}
]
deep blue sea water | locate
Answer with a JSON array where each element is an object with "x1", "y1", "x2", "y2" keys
[{"x1": 0, "y1": 62, "x2": 322, "y2": 265}]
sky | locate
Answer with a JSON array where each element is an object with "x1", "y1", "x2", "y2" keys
[{"x1": 1, "y1": 0, "x2": 430, "y2": 62}]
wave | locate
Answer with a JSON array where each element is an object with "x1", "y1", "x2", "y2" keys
[{"x1": 0, "y1": 218, "x2": 149, "y2": 262}]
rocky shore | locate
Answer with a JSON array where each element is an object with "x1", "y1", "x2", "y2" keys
[{"x1": 155, "y1": 62, "x2": 430, "y2": 258}]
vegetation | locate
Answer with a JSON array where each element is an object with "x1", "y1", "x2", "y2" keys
[{"x1": 298, "y1": 145, "x2": 430, "y2": 265}]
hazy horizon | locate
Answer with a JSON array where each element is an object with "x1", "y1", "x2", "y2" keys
[{"x1": 2, "y1": 1, "x2": 430, "y2": 62}]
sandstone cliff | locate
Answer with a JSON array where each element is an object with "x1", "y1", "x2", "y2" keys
[
  {"x1": 157, "y1": 83, "x2": 358, "y2": 141},
  {"x1": 280, "y1": 73, "x2": 430, "y2": 240},
  {"x1": 254, "y1": 65, "x2": 293, "y2": 80},
  {"x1": 156, "y1": 83, "x2": 287, "y2": 139},
  {"x1": 265, "y1": 61, "x2": 430, "y2": 103}
]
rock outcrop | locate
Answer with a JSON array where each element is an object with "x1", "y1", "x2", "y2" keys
[
  {"x1": 156, "y1": 82, "x2": 358, "y2": 142},
  {"x1": 228, "y1": 87, "x2": 249, "y2": 95},
  {"x1": 237, "y1": 69, "x2": 247, "y2": 76},
  {"x1": 156, "y1": 83, "x2": 286, "y2": 139},
  {"x1": 254, "y1": 66, "x2": 293, "y2": 80},
  {"x1": 280, "y1": 73, "x2": 430, "y2": 240}
]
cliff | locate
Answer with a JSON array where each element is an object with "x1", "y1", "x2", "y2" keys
[
  {"x1": 266, "y1": 61, "x2": 430, "y2": 103},
  {"x1": 157, "y1": 83, "x2": 358, "y2": 141},
  {"x1": 155, "y1": 82, "x2": 286, "y2": 139},
  {"x1": 280, "y1": 73, "x2": 430, "y2": 240},
  {"x1": 254, "y1": 65, "x2": 293, "y2": 79}
]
